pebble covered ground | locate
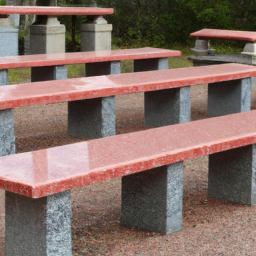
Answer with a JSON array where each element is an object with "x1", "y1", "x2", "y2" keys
[{"x1": 0, "y1": 84, "x2": 256, "y2": 255}]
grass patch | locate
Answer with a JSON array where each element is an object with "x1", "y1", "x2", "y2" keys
[
  {"x1": 67, "y1": 64, "x2": 85, "y2": 78},
  {"x1": 8, "y1": 68, "x2": 30, "y2": 85}
]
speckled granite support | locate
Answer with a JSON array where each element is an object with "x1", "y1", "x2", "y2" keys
[
  {"x1": 209, "y1": 145, "x2": 256, "y2": 206},
  {"x1": 134, "y1": 57, "x2": 168, "y2": 72},
  {"x1": 81, "y1": 16, "x2": 112, "y2": 52},
  {"x1": 68, "y1": 61, "x2": 120, "y2": 138},
  {"x1": 85, "y1": 61, "x2": 121, "y2": 76},
  {"x1": 121, "y1": 162, "x2": 183, "y2": 234},
  {"x1": 0, "y1": 69, "x2": 8, "y2": 86},
  {"x1": 0, "y1": 27, "x2": 18, "y2": 57},
  {"x1": 144, "y1": 87, "x2": 191, "y2": 127},
  {"x1": 134, "y1": 58, "x2": 188, "y2": 127},
  {"x1": 30, "y1": 13, "x2": 67, "y2": 83},
  {"x1": 0, "y1": 109, "x2": 15, "y2": 156},
  {"x1": 5, "y1": 190, "x2": 72, "y2": 256},
  {"x1": 208, "y1": 78, "x2": 251, "y2": 117},
  {"x1": 68, "y1": 96, "x2": 115, "y2": 138},
  {"x1": 31, "y1": 65, "x2": 68, "y2": 82}
]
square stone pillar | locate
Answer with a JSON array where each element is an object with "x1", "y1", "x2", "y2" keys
[
  {"x1": 208, "y1": 77, "x2": 251, "y2": 117},
  {"x1": 121, "y1": 162, "x2": 184, "y2": 234},
  {"x1": 0, "y1": 17, "x2": 19, "y2": 58},
  {"x1": 134, "y1": 57, "x2": 190, "y2": 127},
  {"x1": 30, "y1": 16, "x2": 67, "y2": 82},
  {"x1": 81, "y1": 16, "x2": 112, "y2": 52},
  {"x1": 0, "y1": 17, "x2": 19, "y2": 87},
  {"x1": 5, "y1": 190, "x2": 72, "y2": 256},
  {"x1": 68, "y1": 17, "x2": 115, "y2": 139},
  {"x1": 209, "y1": 145, "x2": 256, "y2": 206}
]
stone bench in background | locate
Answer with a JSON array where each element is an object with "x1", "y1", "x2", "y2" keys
[{"x1": 189, "y1": 28, "x2": 256, "y2": 87}]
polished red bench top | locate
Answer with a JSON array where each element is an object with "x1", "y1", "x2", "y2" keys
[
  {"x1": 0, "y1": 6, "x2": 113, "y2": 15},
  {"x1": 0, "y1": 48, "x2": 181, "y2": 69},
  {"x1": 1, "y1": 110, "x2": 256, "y2": 198},
  {"x1": 0, "y1": 63, "x2": 255, "y2": 110},
  {"x1": 190, "y1": 29, "x2": 256, "y2": 41}
]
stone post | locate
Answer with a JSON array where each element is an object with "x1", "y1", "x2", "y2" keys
[
  {"x1": 30, "y1": 0, "x2": 67, "y2": 82},
  {"x1": 68, "y1": 15, "x2": 115, "y2": 139},
  {"x1": 121, "y1": 162, "x2": 184, "y2": 234},
  {"x1": 207, "y1": 78, "x2": 251, "y2": 117}
]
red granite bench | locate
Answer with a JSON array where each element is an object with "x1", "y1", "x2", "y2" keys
[
  {"x1": 0, "y1": 47, "x2": 181, "y2": 84},
  {"x1": 0, "y1": 62, "x2": 255, "y2": 154},
  {"x1": 190, "y1": 29, "x2": 256, "y2": 61},
  {"x1": 190, "y1": 28, "x2": 256, "y2": 58},
  {"x1": 2, "y1": 109, "x2": 256, "y2": 255},
  {"x1": 0, "y1": 63, "x2": 255, "y2": 158}
]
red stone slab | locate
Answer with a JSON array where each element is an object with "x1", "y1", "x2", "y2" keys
[
  {"x1": 190, "y1": 29, "x2": 256, "y2": 41},
  {"x1": 0, "y1": 6, "x2": 113, "y2": 16},
  {"x1": 0, "y1": 48, "x2": 181, "y2": 70},
  {"x1": 0, "y1": 63, "x2": 255, "y2": 110},
  {"x1": 1, "y1": 110, "x2": 256, "y2": 198}
]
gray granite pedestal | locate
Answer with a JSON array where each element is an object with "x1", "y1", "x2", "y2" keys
[
  {"x1": 209, "y1": 145, "x2": 256, "y2": 206},
  {"x1": 68, "y1": 61, "x2": 120, "y2": 139},
  {"x1": 0, "y1": 69, "x2": 8, "y2": 86},
  {"x1": 5, "y1": 190, "x2": 72, "y2": 256},
  {"x1": 121, "y1": 162, "x2": 183, "y2": 234},
  {"x1": 135, "y1": 57, "x2": 190, "y2": 127},
  {"x1": 208, "y1": 78, "x2": 251, "y2": 117},
  {"x1": 31, "y1": 65, "x2": 68, "y2": 82}
]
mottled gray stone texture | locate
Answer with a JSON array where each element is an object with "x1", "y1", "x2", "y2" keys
[
  {"x1": 0, "y1": 27, "x2": 18, "y2": 57},
  {"x1": 121, "y1": 162, "x2": 184, "y2": 234},
  {"x1": 0, "y1": 69, "x2": 8, "y2": 86},
  {"x1": 5, "y1": 190, "x2": 72, "y2": 256},
  {"x1": 31, "y1": 65, "x2": 67, "y2": 82},
  {"x1": 134, "y1": 58, "x2": 181, "y2": 127},
  {"x1": 68, "y1": 96, "x2": 115, "y2": 138},
  {"x1": 85, "y1": 61, "x2": 121, "y2": 76},
  {"x1": 68, "y1": 61, "x2": 120, "y2": 138},
  {"x1": 145, "y1": 87, "x2": 191, "y2": 127},
  {"x1": 209, "y1": 145, "x2": 256, "y2": 206},
  {"x1": 208, "y1": 78, "x2": 251, "y2": 117},
  {"x1": 134, "y1": 57, "x2": 169, "y2": 72},
  {"x1": 0, "y1": 109, "x2": 15, "y2": 156}
]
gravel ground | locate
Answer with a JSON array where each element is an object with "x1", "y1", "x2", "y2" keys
[{"x1": 1, "y1": 84, "x2": 256, "y2": 255}]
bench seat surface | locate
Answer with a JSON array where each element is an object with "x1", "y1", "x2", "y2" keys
[
  {"x1": 0, "y1": 110, "x2": 256, "y2": 198},
  {"x1": 0, "y1": 6, "x2": 113, "y2": 15},
  {"x1": 0, "y1": 48, "x2": 181, "y2": 69},
  {"x1": 0, "y1": 63, "x2": 255, "y2": 110},
  {"x1": 190, "y1": 29, "x2": 256, "y2": 41}
]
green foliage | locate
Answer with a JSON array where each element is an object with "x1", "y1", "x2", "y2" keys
[{"x1": 95, "y1": 0, "x2": 256, "y2": 48}]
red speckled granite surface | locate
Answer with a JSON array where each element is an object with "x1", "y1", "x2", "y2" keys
[
  {"x1": 0, "y1": 48, "x2": 181, "y2": 69},
  {"x1": 1, "y1": 110, "x2": 256, "y2": 198},
  {"x1": 190, "y1": 28, "x2": 256, "y2": 41},
  {"x1": 0, "y1": 63, "x2": 255, "y2": 110},
  {"x1": 0, "y1": 6, "x2": 113, "y2": 15}
]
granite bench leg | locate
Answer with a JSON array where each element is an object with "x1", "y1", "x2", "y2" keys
[
  {"x1": 31, "y1": 65, "x2": 68, "y2": 82},
  {"x1": 0, "y1": 69, "x2": 8, "y2": 86},
  {"x1": 0, "y1": 109, "x2": 15, "y2": 156},
  {"x1": 134, "y1": 57, "x2": 169, "y2": 72},
  {"x1": 209, "y1": 145, "x2": 256, "y2": 206},
  {"x1": 208, "y1": 77, "x2": 251, "y2": 117},
  {"x1": 68, "y1": 61, "x2": 120, "y2": 139},
  {"x1": 121, "y1": 162, "x2": 183, "y2": 234},
  {"x1": 5, "y1": 190, "x2": 72, "y2": 256},
  {"x1": 144, "y1": 87, "x2": 191, "y2": 127},
  {"x1": 135, "y1": 58, "x2": 190, "y2": 127}
]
